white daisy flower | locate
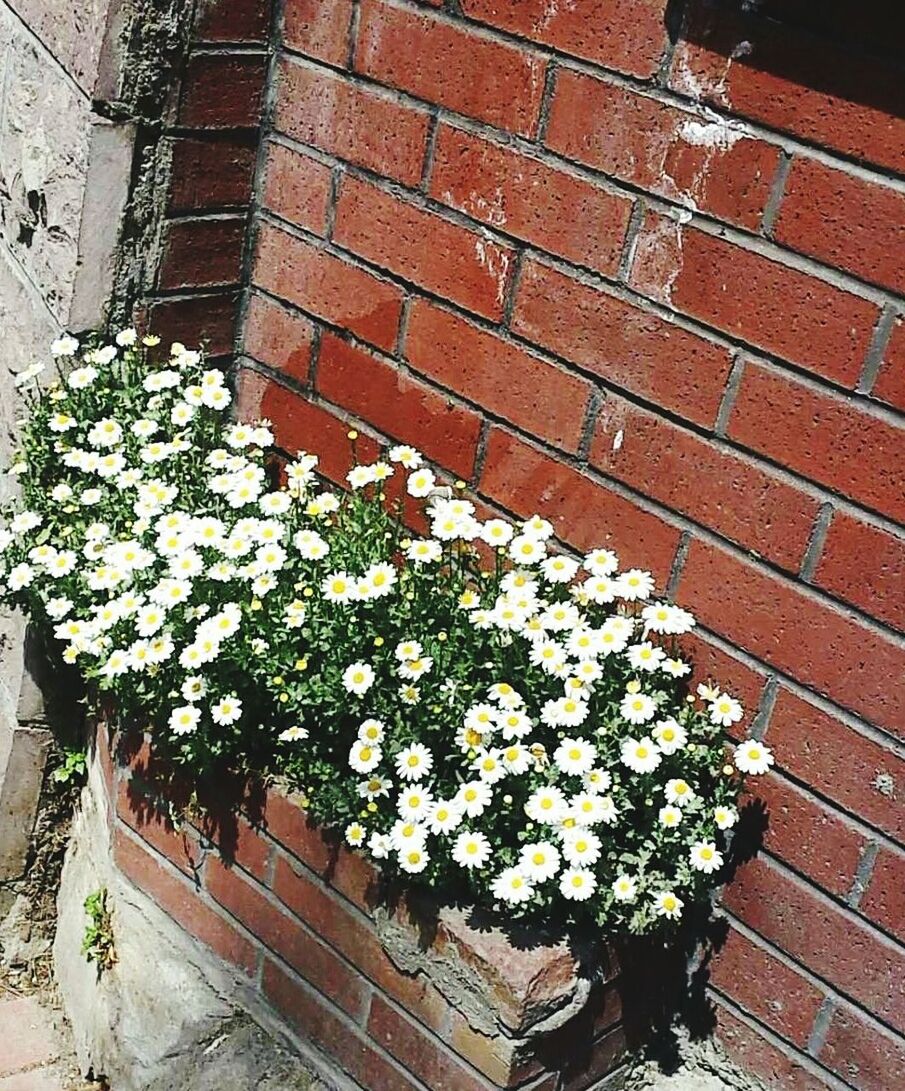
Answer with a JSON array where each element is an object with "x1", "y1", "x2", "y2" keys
[
  {"x1": 559, "y1": 868, "x2": 596, "y2": 901},
  {"x1": 689, "y1": 841, "x2": 724, "y2": 874},
  {"x1": 525, "y1": 785, "x2": 568, "y2": 824},
  {"x1": 652, "y1": 718, "x2": 688, "y2": 755},
  {"x1": 560, "y1": 828, "x2": 602, "y2": 867},
  {"x1": 620, "y1": 736, "x2": 661, "y2": 773},
  {"x1": 612, "y1": 875, "x2": 638, "y2": 903},
  {"x1": 397, "y1": 784, "x2": 433, "y2": 821},
  {"x1": 407, "y1": 468, "x2": 436, "y2": 497},
  {"x1": 457, "y1": 780, "x2": 493, "y2": 818},
  {"x1": 553, "y1": 736, "x2": 597, "y2": 776},
  {"x1": 345, "y1": 822, "x2": 367, "y2": 847},
  {"x1": 714, "y1": 805, "x2": 739, "y2": 830},
  {"x1": 710, "y1": 692, "x2": 744, "y2": 728},
  {"x1": 653, "y1": 890, "x2": 684, "y2": 919},
  {"x1": 349, "y1": 740, "x2": 382, "y2": 774},
  {"x1": 211, "y1": 695, "x2": 242, "y2": 725},
  {"x1": 734, "y1": 739, "x2": 773, "y2": 775},
  {"x1": 169, "y1": 705, "x2": 200, "y2": 736},
  {"x1": 663, "y1": 777, "x2": 694, "y2": 805},
  {"x1": 395, "y1": 743, "x2": 433, "y2": 781},
  {"x1": 617, "y1": 569, "x2": 655, "y2": 601},
  {"x1": 626, "y1": 641, "x2": 666, "y2": 673},
  {"x1": 620, "y1": 691, "x2": 657, "y2": 725},
  {"x1": 343, "y1": 662, "x2": 375, "y2": 696},
  {"x1": 358, "y1": 719, "x2": 385, "y2": 744},
  {"x1": 519, "y1": 842, "x2": 561, "y2": 883},
  {"x1": 426, "y1": 798, "x2": 464, "y2": 835},
  {"x1": 398, "y1": 845, "x2": 430, "y2": 874},
  {"x1": 491, "y1": 867, "x2": 535, "y2": 905},
  {"x1": 452, "y1": 830, "x2": 491, "y2": 870}
]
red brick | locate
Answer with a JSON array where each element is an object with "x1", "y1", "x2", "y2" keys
[
  {"x1": 275, "y1": 58, "x2": 430, "y2": 186},
  {"x1": 179, "y1": 53, "x2": 267, "y2": 129},
  {"x1": 511, "y1": 258, "x2": 732, "y2": 428},
  {"x1": 861, "y1": 847, "x2": 905, "y2": 945},
  {"x1": 724, "y1": 855, "x2": 905, "y2": 1034},
  {"x1": 236, "y1": 371, "x2": 381, "y2": 483},
  {"x1": 230, "y1": 820, "x2": 272, "y2": 882},
  {"x1": 254, "y1": 221, "x2": 404, "y2": 351},
  {"x1": 715, "y1": 1004, "x2": 831, "y2": 1091},
  {"x1": 354, "y1": 0, "x2": 545, "y2": 137},
  {"x1": 147, "y1": 292, "x2": 238, "y2": 358},
  {"x1": 589, "y1": 396, "x2": 819, "y2": 572},
  {"x1": 260, "y1": 787, "x2": 338, "y2": 873},
  {"x1": 334, "y1": 175, "x2": 515, "y2": 322},
  {"x1": 479, "y1": 427, "x2": 681, "y2": 582},
  {"x1": 159, "y1": 217, "x2": 245, "y2": 290},
  {"x1": 263, "y1": 960, "x2": 421, "y2": 1091},
  {"x1": 367, "y1": 994, "x2": 491, "y2": 1091},
  {"x1": 243, "y1": 294, "x2": 314, "y2": 384},
  {"x1": 263, "y1": 142, "x2": 333, "y2": 235},
  {"x1": 205, "y1": 857, "x2": 365, "y2": 1016},
  {"x1": 116, "y1": 777, "x2": 202, "y2": 877},
  {"x1": 283, "y1": 0, "x2": 354, "y2": 65},
  {"x1": 819, "y1": 1004, "x2": 905, "y2": 1091},
  {"x1": 272, "y1": 857, "x2": 452, "y2": 1033},
  {"x1": 196, "y1": 0, "x2": 270, "y2": 41},
  {"x1": 316, "y1": 332, "x2": 482, "y2": 479},
  {"x1": 753, "y1": 774, "x2": 866, "y2": 898},
  {"x1": 812, "y1": 512, "x2": 905, "y2": 632},
  {"x1": 114, "y1": 828, "x2": 257, "y2": 975},
  {"x1": 461, "y1": 0, "x2": 668, "y2": 79},
  {"x1": 169, "y1": 135, "x2": 257, "y2": 213},
  {"x1": 429, "y1": 124, "x2": 632, "y2": 275},
  {"x1": 448, "y1": 1011, "x2": 539, "y2": 1086},
  {"x1": 774, "y1": 158, "x2": 905, "y2": 296},
  {"x1": 559, "y1": 1023, "x2": 628, "y2": 1091},
  {"x1": 432, "y1": 906, "x2": 591, "y2": 1034},
  {"x1": 678, "y1": 538, "x2": 905, "y2": 739},
  {"x1": 630, "y1": 214, "x2": 878, "y2": 388},
  {"x1": 329, "y1": 843, "x2": 381, "y2": 913},
  {"x1": 710, "y1": 926, "x2": 825, "y2": 1048},
  {"x1": 671, "y1": 1, "x2": 905, "y2": 176},
  {"x1": 766, "y1": 689, "x2": 905, "y2": 847},
  {"x1": 546, "y1": 70, "x2": 781, "y2": 231},
  {"x1": 727, "y1": 362, "x2": 905, "y2": 524},
  {"x1": 874, "y1": 314, "x2": 905, "y2": 414},
  {"x1": 405, "y1": 299, "x2": 591, "y2": 452}
]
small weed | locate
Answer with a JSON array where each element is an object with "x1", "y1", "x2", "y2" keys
[
  {"x1": 52, "y1": 748, "x2": 87, "y2": 786},
  {"x1": 82, "y1": 888, "x2": 116, "y2": 973}
]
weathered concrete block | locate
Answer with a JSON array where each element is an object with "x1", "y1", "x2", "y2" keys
[
  {"x1": 0, "y1": 10, "x2": 94, "y2": 324},
  {"x1": 0, "y1": 723, "x2": 52, "y2": 880},
  {"x1": 68, "y1": 119, "x2": 136, "y2": 332},
  {"x1": 1, "y1": 0, "x2": 126, "y2": 97}
]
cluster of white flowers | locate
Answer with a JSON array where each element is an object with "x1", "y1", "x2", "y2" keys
[{"x1": 0, "y1": 332, "x2": 772, "y2": 934}]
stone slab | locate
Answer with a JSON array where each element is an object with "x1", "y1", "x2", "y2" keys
[
  {"x1": 0, "y1": 4, "x2": 93, "y2": 323},
  {"x1": 0, "y1": 724, "x2": 52, "y2": 880},
  {"x1": 0, "y1": 995, "x2": 60, "y2": 1076},
  {"x1": 0, "y1": 0, "x2": 124, "y2": 97}
]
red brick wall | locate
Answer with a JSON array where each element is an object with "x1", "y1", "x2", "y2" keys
[
  {"x1": 233, "y1": 3, "x2": 905, "y2": 1088},
  {"x1": 146, "y1": 0, "x2": 270, "y2": 358}
]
